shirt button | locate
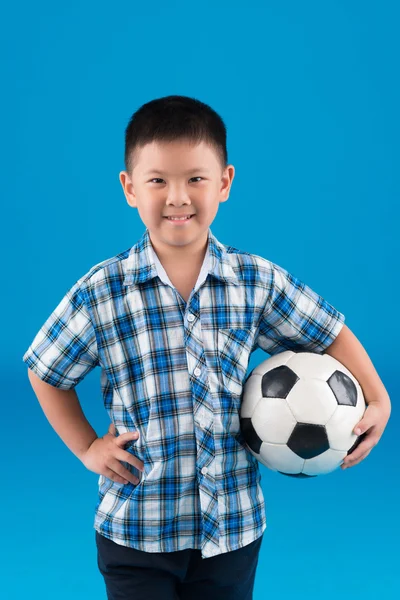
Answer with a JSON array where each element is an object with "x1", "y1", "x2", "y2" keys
[
  {"x1": 187, "y1": 313, "x2": 195, "y2": 322},
  {"x1": 201, "y1": 467, "x2": 208, "y2": 475},
  {"x1": 194, "y1": 367, "x2": 201, "y2": 377}
]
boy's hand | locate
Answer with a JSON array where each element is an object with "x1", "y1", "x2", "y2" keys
[
  {"x1": 82, "y1": 425, "x2": 144, "y2": 485},
  {"x1": 108, "y1": 422, "x2": 117, "y2": 436},
  {"x1": 341, "y1": 401, "x2": 391, "y2": 470}
]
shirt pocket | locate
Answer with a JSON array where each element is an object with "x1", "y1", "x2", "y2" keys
[{"x1": 217, "y1": 327, "x2": 257, "y2": 397}]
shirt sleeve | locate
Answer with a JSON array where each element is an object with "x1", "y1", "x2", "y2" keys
[
  {"x1": 22, "y1": 279, "x2": 99, "y2": 389},
  {"x1": 256, "y1": 262, "x2": 345, "y2": 355}
]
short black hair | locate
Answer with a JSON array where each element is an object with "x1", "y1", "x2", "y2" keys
[{"x1": 124, "y1": 95, "x2": 228, "y2": 175}]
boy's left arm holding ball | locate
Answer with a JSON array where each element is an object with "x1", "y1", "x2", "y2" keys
[{"x1": 324, "y1": 324, "x2": 391, "y2": 470}]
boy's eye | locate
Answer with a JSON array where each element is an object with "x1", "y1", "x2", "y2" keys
[{"x1": 149, "y1": 177, "x2": 203, "y2": 184}]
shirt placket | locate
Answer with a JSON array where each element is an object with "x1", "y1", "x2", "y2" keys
[
  {"x1": 153, "y1": 244, "x2": 223, "y2": 558},
  {"x1": 183, "y1": 289, "x2": 222, "y2": 558}
]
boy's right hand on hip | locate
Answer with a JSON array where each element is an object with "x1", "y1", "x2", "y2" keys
[{"x1": 82, "y1": 426, "x2": 144, "y2": 485}]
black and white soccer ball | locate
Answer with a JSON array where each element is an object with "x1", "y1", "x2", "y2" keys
[{"x1": 240, "y1": 350, "x2": 367, "y2": 477}]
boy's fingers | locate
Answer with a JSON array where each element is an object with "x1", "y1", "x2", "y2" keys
[
  {"x1": 108, "y1": 458, "x2": 141, "y2": 484},
  {"x1": 110, "y1": 431, "x2": 144, "y2": 473},
  {"x1": 114, "y1": 431, "x2": 140, "y2": 447},
  {"x1": 106, "y1": 466, "x2": 139, "y2": 485},
  {"x1": 118, "y1": 449, "x2": 145, "y2": 472}
]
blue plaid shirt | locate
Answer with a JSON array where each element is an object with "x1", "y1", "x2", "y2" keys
[{"x1": 22, "y1": 227, "x2": 345, "y2": 559}]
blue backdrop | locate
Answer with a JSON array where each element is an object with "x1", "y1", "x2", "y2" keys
[{"x1": 3, "y1": 1, "x2": 399, "y2": 599}]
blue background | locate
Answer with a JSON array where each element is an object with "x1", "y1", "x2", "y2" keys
[{"x1": 3, "y1": 1, "x2": 399, "y2": 598}]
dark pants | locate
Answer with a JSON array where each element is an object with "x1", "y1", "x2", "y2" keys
[{"x1": 95, "y1": 530, "x2": 263, "y2": 600}]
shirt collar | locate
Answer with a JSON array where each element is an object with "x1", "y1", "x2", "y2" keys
[{"x1": 123, "y1": 227, "x2": 240, "y2": 287}]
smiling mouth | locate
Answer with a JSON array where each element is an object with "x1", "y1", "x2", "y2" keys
[{"x1": 163, "y1": 215, "x2": 195, "y2": 220}]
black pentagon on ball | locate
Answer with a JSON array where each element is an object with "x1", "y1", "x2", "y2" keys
[
  {"x1": 346, "y1": 430, "x2": 367, "y2": 456},
  {"x1": 278, "y1": 471, "x2": 317, "y2": 478},
  {"x1": 287, "y1": 422, "x2": 329, "y2": 459},
  {"x1": 261, "y1": 365, "x2": 299, "y2": 399},
  {"x1": 240, "y1": 416, "x2": 262, "y2": 453},
  {"x1": 327, "y1": 370, "x2": 358, "y2": 406},
  {"x1": 240, "y1": 417, "x2": 319, "y2": 477}
]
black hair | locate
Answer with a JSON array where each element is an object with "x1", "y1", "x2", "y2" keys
[{"x1": 124, "y1": 95, "x2": 228, "y2": 175}]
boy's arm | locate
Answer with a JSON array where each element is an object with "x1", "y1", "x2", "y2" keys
[
  {"x1": 22, "y1": 278, "x2": 99, "y2": 390},
  {"x1": 324, "y1": 324, "x2": 391, "y2": 470},
  {"x1": 256, "y1": 260, "x2": 390, "y2": 470},
  {"x1": 256, "y1": 262, "x2": 346, "y2": 356},
  {"x1": 28, "y1": 368, "x2": 98, "y2": 461}
]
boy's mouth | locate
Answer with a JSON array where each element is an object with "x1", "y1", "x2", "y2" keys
[{"x1": 163, "y1": 215, "x2": 195, "y2": 221}]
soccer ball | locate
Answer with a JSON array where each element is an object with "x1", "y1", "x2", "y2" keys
[{"x1": 240, "y1": 350, "x2": 367, "y2": 477}]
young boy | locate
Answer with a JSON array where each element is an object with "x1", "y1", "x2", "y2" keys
[{"x1": 23, "y1": 95, "x2": 391, "y2": 600}]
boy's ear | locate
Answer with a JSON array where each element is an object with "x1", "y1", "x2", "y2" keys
[
  {"x1": 119, "y1": 171, "x2": 137, "y2": 208},
  {"x1": 220, "y1": 165, "x2": 235, "y2": 201}
]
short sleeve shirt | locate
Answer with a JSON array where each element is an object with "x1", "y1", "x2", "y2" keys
[{"x1": 22, "y1": 227, "x2": 345, "y2": 559}]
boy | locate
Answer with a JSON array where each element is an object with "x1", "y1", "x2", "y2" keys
[{"x1": 23, "y1": 95, "x2": 391, "y2": 600}]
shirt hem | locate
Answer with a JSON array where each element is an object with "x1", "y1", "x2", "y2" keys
[{"x1": 93, "y1": 522, "x2": 267, "y2": 557}]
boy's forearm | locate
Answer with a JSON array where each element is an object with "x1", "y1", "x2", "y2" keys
[{"x1": 27, "y1": 369, "x2": 98, "y2": 461}]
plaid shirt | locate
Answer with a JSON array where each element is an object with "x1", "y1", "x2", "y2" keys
[{"x1": 22, "y1": 227, "x2": 345, "y2": 559}]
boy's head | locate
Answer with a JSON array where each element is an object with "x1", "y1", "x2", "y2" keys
[{"x1": 119, "y1": 95, "x2": 235, "y2": 257}]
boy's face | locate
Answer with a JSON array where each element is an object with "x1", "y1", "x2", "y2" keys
[{"x1": 119, "y1": 139, "x2": 235, "y2": 255}]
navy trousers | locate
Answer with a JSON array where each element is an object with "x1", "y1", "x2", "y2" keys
[{"x1": 95, "y1": 530, "x2": 263, "y2": 600}]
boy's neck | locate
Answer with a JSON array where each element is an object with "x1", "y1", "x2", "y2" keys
[{"x1": 149, "y1": 231, "x2": 209, "y2": 272}]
